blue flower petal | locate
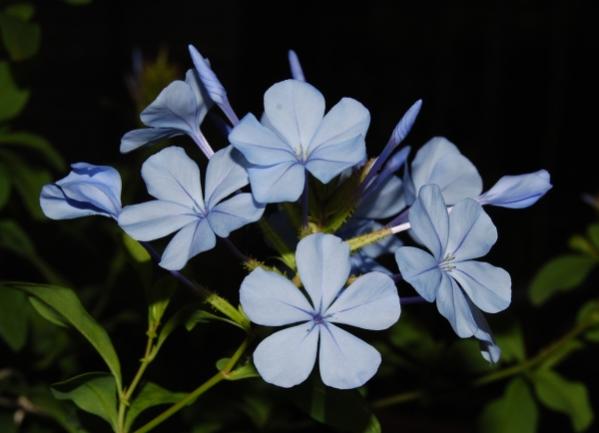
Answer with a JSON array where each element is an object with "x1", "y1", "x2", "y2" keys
[
  {"x1": 409, "y1": 184, "x2": 449, "y2": 260},
  {"x1": 319, "y1": 323, "x2": 381, "y2": 389},
  {"x1": 240, "y1": 267, "x2": 314, "y2": 326},
  {"x1": 479, "y1": 170, "x2": 552, "y2": 209},
  {"x1": 355, "y1": 175, "x2": 405, "y2": 219},
  {"x1": 306, "y1": 97, "x2": 369, "y2": 156},
  {"x1": 120, "y1": 128, "x2": 180, "y2": 153},
  {"x1": 452, "y1": 260, "x2": 511, "y2": 313},
  {"x1": 305, "y1": 98, "x2": 369, "y2": 183},
  {"x1": 253, "y1": 322, "x2": 319, "y2": 388},
  {"x1": 159, "y1": 218, "x2": 216, "y2": 270},
  {"x1": 263, "y1": 80, "x2": 325, "y2": 153},
  {"x1": 247, "y1": 161, "x2": 305, "y2": 204},
  {"x1": 326, "y1": 272, "x2": 400, "y2": 330},
  {"x1": 229, "y1": 114, "x2": 297, "y2": 165},
  {"x1": 435, "y1": 274, "x2": 479, "y2": 338},
  {"x1": 140, "y1": 79, "x2": 206, "y2": 136},
  {"x1": 204, "y1": 146, "x2": 248, "y2": 208},
  {"x1": 410, "y1": 137, "x2": 483, "y2": 205},
  {"x1": 40, "y1": 163, "x2": 122, "y2": 219},
  {"x1": 207, "y1": 193, "x2": 264, "y2": 237},
  {"x1": 446, "y1": 198, "x2": 497, "y2": 261},
  {"x1": 141, "y1": 146, "x2": 204, "y2": 210},
  {"x1": 305, "y1": 135, "x2": 366, "y2": 184},
  {"x1": 394, "y1": 246, "x2": 441, "y2": 302},
  {"x1": 118, "y1": 200, "x2": 197, "y2": 241},
  {"x1": 296, "y1": 233, "x2": 351, "y2": 310}
]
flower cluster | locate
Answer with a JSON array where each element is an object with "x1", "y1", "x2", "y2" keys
[{"x1": 40, "y1": 45, "x2": 552, "y2": 389}]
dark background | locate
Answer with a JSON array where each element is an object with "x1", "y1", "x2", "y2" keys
[
  {"x1": 18, "y1": 0, "x2": 597, "y2": 278},
  {"x1": 5, "y1": 1, "x2": 598, "y2": 432}
]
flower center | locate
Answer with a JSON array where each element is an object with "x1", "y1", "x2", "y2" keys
[{"x1": 439, "y1": 254, "x2": 456, "y2": 272}]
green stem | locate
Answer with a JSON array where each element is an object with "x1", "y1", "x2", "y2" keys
[
  {"x1": 132, "y1": 338, "x2": 249, "y2": 433},
  {"x1": 347, "y1": 227, "x2": 393, "y2": 252},
  {"x1": 117, "y1": 327, "x2": 158, "y2": 432},
  {"x1": 373, "y1": 320, "x2": 594, "y2": 409}
]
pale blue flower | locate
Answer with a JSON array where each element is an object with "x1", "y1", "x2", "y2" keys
[
  {"x1": 120, "y1": 69, "x2": 214, "y2": 157},
  {"x1": 119, "y1": 146, "x2": 263, "y2": 270},
  {"x1": 40, "y1": 163, "x2": 122, "y2": 220},
  {"x1": 240, "y1": 233, "x2": 400, "y2": 389},
  {"x1": 229, "y1": 79, "x2": 370, "y2": 203},
  {"x1": 394, "y1": 184, "x2": 511, "y2": 362},
  {"x1": 478, "y1": 170, "x2": 552, "y2": 208}
]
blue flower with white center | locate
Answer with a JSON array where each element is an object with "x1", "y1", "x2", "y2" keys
[
  {"x1": 394, "y1": 184, "x2": 511, "y2": 362},
  {"x1": 118, "y1": 145, "x2": 264, "y2": 271},
  {"x1": 240, "y1": 233, "x2": 401, "y2": 389},
  {"x1": 479, "y1": 170, "x2": 552, "y2": 209},
  {"x1": 120, "y1": 69, "x2": 214, "y2": 157},
  {"x1": 40, "y1": 163, "x2": 122, "y2": 220},
  {"x1": 229, "y1": 79, "x2": 370, "y2": 203}
]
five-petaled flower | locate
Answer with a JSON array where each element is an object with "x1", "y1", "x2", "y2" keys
[
  {"x1": 240, "y1": 233, "x2": 401, "y2": 389},
  {"x1": 394, "y1": 184, "x2": 511, "y2": 362},
  {"x1": 118, "y1": 146, "x2": 263, "y2": 270},
  {"x1": 229, "y1": 79, "x2": 370, "y2": 203}
]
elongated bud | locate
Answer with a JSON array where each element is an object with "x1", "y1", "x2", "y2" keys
[
  {"x1": 361, "y1": 146, "x2": 411, "y2": 201},
  {"x1": 188, "y1": 44, "x2": 226, "y2": 104},
  {"x1": 391, "y1": 99, "x2": 422, "y2": 147},
  {"x1": 288, "y1": 49, "x2": 306, "y2": 81},
  {"x1": 361, "y1": 99, "x2": 422, "y2": 190}
]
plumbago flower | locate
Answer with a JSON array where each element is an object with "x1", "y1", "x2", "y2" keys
[
  {"x1": 229, "y1": 79, "x2": 370, "y2": 203},
  {"x1": 40, "y1": 163, "x2": 122, "y2": 220},
  {"x1": 394, "y1": 184, "x2": 511, "y2": 362},
  {"x1": 120, "y1": 69, "x2": 214, "y2": 157},
  {"x1": 118, "y1": 145, "x2": 264, "y2": 270},
  {"x1": 240, "y1": 233, "x2": 401, "y2": 389}
]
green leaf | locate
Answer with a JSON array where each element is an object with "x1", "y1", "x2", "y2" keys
[
  {"x1": 529, "y1": 255, "x2": 596, "y2": 305},
  {"x1": 0, "y1": 162, "x2": 10, "y2": 208},
  {"x1": 0, "y1": 11, "x2": 40, "y2": 61},
  {"x1": 0, "y1": 413, "x2": 17, "y2": 433},
  {"x1": 0, "y1": 149, "x2": 50, "y2": 219},
  {"x1": 0, "y1": 218, "x2": 37, "y2": 258},
  {"x1": 577, "y1": 300, "x2": 599, "y2": 341},
  {"x1": 0, "y1": 287, "x2": 29, "y2": 350},
  {"x1": 587, "y1": 224, "x2": 599, "y2": 250},
  {"x1": 123, "y1": 233, "x2": 151, "y2": 263},
  {"x1": 0, "y1": 61, "x2": 29, "y2": 121},
  {"x1": 258, "y1": 219, "x2": 296, "y2": 270},
  {"x1": 290, "y1": 378, "x2": 381, "y2": 433},
  {"x1": 186, "y1": 309, "x2": 245, "y2": 331},
  {"x1": 0, "y1": 219, "x2": 64, "y2": 283},
  {"x1": 478, "y1": 378, "x2": 538, "y2": 433},
  {"x1": 215, "y1": 358, "x2": 259, "y2": 381},
  {"x1": 389, "y1": 313, "x2": 443, "y2": 361},
  {"x1": 532, "y1": 369, "x2": 593, "y2": 432},
  {"x1": 1, "y1": 282, "x2": 122, "y2": 390},
  {"x1": 495, "y1": 323, "x2": 526, "y2": 363},
  {"x1": 124, "y1": 382, "x2": 185, "y2": 432},
  {"x1": 4, "y1": 4, "x2": 35, "y2": 21},
  {"x1": 146, "y1": 279, "x2": 175, "y2": 329},
  {"x1": 29, "y1": 296, "x2": 68, "y2": 327},
  {"x1": 568, "y1": 235, "x2": 596, "y2": 257},
  {"x1": 52, "y1": 372, "x2": 118, "y2": 429},
  {"x1": 0, "y1": 131, "x2": 66, "y2": 171},
  {"x1": 27, "y1": 385, "x2": 87, "y2": 433}
]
